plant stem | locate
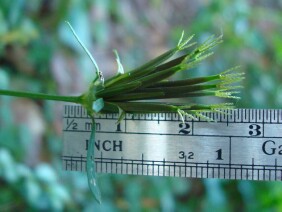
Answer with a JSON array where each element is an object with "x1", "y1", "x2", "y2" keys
[{"x1": 0, "y1": 89, "x2": 81, "y2": 103}]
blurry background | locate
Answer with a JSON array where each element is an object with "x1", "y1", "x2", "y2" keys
[{"x1": 1, "y1": 0, "x2": 282, "y2": 211}]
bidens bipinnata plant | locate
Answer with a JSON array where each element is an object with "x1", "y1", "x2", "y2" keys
[{"x1": 0, "y1": 22, "x2": 244, "y2": 203}]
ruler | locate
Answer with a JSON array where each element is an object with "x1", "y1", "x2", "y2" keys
[{"x1": 62, "y1": 105, "x2": 282, "y2": 181}]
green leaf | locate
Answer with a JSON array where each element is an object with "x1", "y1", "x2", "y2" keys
[{"x1": 86, "y1": 117, "x2": 102, "y2": 203}]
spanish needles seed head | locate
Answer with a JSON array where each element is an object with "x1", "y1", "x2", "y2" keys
[{"x1": 82, "y1": 32, "x2": 244, "y2": 121}]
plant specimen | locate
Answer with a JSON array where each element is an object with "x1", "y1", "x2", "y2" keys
[{"x1": 0, "y1": 23, "x2": 244, "y2": 203}]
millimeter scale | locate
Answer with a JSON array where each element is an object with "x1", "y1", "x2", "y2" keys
[{"x1": 62, "y1": 105, "x2": 282, "y2": 181}]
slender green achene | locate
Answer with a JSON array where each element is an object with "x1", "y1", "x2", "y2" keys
[
  {"x1": 104, "y1": 35, "x2": 196, "y2": 88},
  {"x1": 0, "y1": 23, "x2": 244, "y2": 203}
]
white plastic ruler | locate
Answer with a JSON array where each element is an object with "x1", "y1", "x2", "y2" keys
[{"x1": 62, "y1": 105, "x2": 282, "y2": 181}]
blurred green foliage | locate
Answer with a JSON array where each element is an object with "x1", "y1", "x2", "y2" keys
[{"x1": 1, "y1": 0, "x2": 282, "y2": 211}]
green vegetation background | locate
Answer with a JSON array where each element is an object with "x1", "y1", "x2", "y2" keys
[{"x1": 0, "y1": 0, "x2": 282, "y2": 211}]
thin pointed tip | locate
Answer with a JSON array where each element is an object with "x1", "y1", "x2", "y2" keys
[{"x1": 177, "y1": 30, "x2": 185, "y2": 47}]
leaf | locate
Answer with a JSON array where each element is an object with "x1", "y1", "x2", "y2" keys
[{"x1": 86, "y1": 117, "x2": 102, "y2": 203}]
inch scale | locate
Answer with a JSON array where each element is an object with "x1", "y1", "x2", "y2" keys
[{"x1": 62, "y1": 105, "x2": 282, "y2": 181}]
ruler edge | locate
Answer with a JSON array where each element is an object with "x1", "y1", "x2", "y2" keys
[{"x1": 63, "y1": 104, "x2": 282, "y2": 123}]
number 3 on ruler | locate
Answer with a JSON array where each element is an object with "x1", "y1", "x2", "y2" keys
[{"x1": 249, "y1": 124, "x2": 262, "y2": 136}]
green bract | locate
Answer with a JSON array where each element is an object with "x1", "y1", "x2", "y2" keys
[{"x1": 0, "y1": 23, "x2": 244, "y2": 203}]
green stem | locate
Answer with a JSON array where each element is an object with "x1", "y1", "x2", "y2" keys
[{"x1": 0, "y1": 89, "x2": 81, "y2": 103}]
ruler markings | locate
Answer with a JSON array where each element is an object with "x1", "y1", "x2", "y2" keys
[
  {"x1": 262, "y1": 110, "x2": 265, "y2": 137},
  {"x1": 229, "y1": 136, "x2": 232, "y2": 179},
  {"x1": 62, "y1": 155, "x2": 282, "y2": 180},
  {"x1": 63, "y1": 113, "x2": 282, "y2": 124},
  {"x1": 62, "y1": 156, "x2": 282, "y2": 170},
  {"x1": 63, "y1": 105, "x2": 282, "y2": 181}
]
